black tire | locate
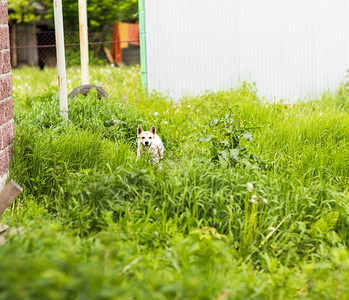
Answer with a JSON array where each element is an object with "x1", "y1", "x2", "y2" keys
[{"x1": 68, "y1": 84, "x2": 108, "y2": 99}]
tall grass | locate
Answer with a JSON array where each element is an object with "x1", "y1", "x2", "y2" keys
[{"x1": 1, "y1": 65, "x2": 349, "y2": 299}]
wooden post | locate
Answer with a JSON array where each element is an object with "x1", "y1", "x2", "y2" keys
[
  {"x1": 10, "y1": 23, "x2": 17, "y2": 68},
  {"x1": 0, "y1": 180, "x2": 23, "y2": 216}
]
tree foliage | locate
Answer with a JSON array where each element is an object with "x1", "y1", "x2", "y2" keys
[
  {"x1": 8, "y1": 0, "x2": 45, "y2": 23},
  {"x1": 8, "y1": 0, "x2": 138, "y2": 31}
]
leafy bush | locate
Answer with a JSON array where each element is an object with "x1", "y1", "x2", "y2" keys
[{"x1": 199, "y1": 112, "x2": 262, "y2": 168}]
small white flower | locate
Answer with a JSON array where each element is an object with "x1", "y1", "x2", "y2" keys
[
  {"x1": 269, "y1": 226, "x2": 276, "y2": 232},
  {"x1": 229, "y1": 195, "x2": 234, "y2": 200},
  {"x1": 319, "y1": 113, "x2": 323, "y2": 116},
  {"x1": 262, "y1": 198, "x2": 268, "y2": 204},
  {"x1": 163, "y1": 121, "x2": 168, "y2": 124},
  {"x1": 153, "y1": 112, "x2": 159, "y2": 116},
  {"x1": 246, "y1": 182, "x2": 253, "y2": 193},
  {"x1": 250, "y1": 195, "x2": 258, "y2": 205},
  {"x1": 110, "y1": 63, "x2": 115, "y2": 67},
  {"x1": 187, "y1": 105, "x2": 191, "y2": 108},
  {"x1": 196, "y1": 109, "x2": 199, "y2": 112}
]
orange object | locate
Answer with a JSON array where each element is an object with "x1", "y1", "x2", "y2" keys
[
  {"x1": 111, "y1": 23, "x2": 140, "y2": 63},
  {"x1": 118, "y1": 22, "x2": 129, "y2": 49},
  {"x1": 112, "y1": 23, "x2": 122, "y2": 63},
  {"x1": 129, "y1": 24, "x2": 140, "y2": 46}
]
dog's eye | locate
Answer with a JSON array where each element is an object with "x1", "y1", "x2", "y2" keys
[
  {"x1": 142, "y1": 137, "x2": 145, "y2": 139},
  {"x1": 149, "y1": 137, "x2": 152, "y2": 139}
]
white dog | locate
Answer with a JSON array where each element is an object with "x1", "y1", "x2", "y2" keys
[{"x1": 137, "y1": 125, "x2": 164, "y2": 164}]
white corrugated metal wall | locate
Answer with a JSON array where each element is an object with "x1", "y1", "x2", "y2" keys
[{"x1": 144, "y1": 0, "x2": 349, "y2": 102}]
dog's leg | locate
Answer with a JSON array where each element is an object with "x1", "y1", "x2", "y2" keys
[
  {"x1": 155, "y1": 146, "x2": 163, "y2": 169},
  {"x1": 152, "y1": 151, "x2": 159, "y2": 164}
]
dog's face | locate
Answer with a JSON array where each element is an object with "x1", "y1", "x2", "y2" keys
[{"x1": 137, "y1": 125, "x2": 156, "y2": 148}]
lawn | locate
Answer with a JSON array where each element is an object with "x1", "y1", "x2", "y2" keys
[{"x1": 1, "y1": 65, "x2": 349, "y2": 299}]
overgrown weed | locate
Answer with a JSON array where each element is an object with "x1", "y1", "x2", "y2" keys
[{"x1": 2, "y1": 66, "x2": 349, "y2": 299}]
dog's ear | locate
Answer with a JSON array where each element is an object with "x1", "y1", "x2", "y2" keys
[
  {"x1": 137, "y1": 125, "x2": 143, "y2": 136},
  {"x1": 150, "y1": 125, "x2": 156, "y2": 135}
]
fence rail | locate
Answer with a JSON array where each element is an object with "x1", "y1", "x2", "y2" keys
[
  {"x1": 11, "y1": 40, "x2": 140, "y2": 49},
  {"x1": 10, "y1": 28, "x2": 140, "y2": 68}
]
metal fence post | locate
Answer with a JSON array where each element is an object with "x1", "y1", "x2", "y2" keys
[
  {"x1": 138, "y1": 0, "x2": 147, "y2": 91},
  {"x1": 53, "y1": 0, "x2": 69, "y2": 119},
  {"x1": 79, "y1": 0, "x2": 90, "y2": 85}
]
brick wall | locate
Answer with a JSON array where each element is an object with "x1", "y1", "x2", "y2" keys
[{"x1": 0, "y1": 0, "x2": 13, "y2": 188}]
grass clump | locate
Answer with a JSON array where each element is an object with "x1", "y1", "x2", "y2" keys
[{"x1": 1, "y1": 66, "x2": 349, "y2": 299}]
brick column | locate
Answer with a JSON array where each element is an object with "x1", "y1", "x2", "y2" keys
[{"x1": 0, "y1": 0, "x2": 14, "y2": 189}]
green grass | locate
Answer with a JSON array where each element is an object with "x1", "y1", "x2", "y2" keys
[{"x1": 1, "y1": 65, "x2": 349, "y2": 299}]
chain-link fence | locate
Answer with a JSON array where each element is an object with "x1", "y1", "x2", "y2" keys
[{"x1": 10, "y1": 24, "x2": 140, "y2": 68}]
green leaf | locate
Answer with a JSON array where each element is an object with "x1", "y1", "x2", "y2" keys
[
  {"x1": 324, "y1": 212, "x2": 339, "y2": 230},
  {"x1": 229, "y1": 148, "x2": 240, "y2": 161},
  {"x1": 199, "y1": 135, "x2": 213, "y2": 143},
  {"x1": 219, "y1": 149, "x2": 230, "y2": 161},
  {"x1": 242, "y1": 131, "x2": 254, "y2": 141},
  {"x1": 326, "y1": 231, "x2": 342, "y2": 244}
]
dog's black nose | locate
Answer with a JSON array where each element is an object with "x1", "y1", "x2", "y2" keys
[{"x1": 145, "y1": 141, "x2": 149, "y2": 145}]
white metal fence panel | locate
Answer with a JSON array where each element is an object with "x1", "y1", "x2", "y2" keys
[{"x1": 144, "y1": 0, "x2": 349, "y2": 102}]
